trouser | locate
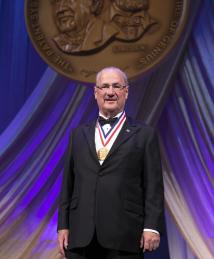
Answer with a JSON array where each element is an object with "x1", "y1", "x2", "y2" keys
[{"x1": 65, "y1": 231, "x2": 144, "y2": 259}]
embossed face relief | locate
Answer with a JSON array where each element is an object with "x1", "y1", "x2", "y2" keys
[
  {"x1": 53, "y1": 0, "x2": 92, "y2": 33},
  {"x1": 26, "y1": 0, "x2": 189, "y2": 82},
  {"x1": 114, "y1": 0, "x2": 147, "y2": 12},
  {"x1": 94, "y1": 70, "x2": 128, "y2": 117}
]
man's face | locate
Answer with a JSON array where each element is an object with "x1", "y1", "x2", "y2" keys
[
  {"x1": 53, "y1": 0, "x2": 92, "y2": 33},
  {"x1": 114, "y1": 0, "x2": 148, "y2": 12},
  {"x1": 94, "y1": 70, "x2": 128, "y2": 117}
]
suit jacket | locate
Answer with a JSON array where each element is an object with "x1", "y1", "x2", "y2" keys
[{"x1": 57, "y1": 117, "x2": 164, "y2": 253}]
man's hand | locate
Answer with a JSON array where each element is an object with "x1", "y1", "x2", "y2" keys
[
  {"x1": 58, "y1": 229, "x2": 69, "y2": 256},
  {"x1": 140, "y1": 231, "x2": 160, "y2": 252}
]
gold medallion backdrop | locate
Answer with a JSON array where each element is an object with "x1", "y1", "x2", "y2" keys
[{"x1": 25, "y1": 0, "x2": 189, "y2": 83}]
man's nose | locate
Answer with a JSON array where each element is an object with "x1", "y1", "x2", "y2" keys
[{"x1": 106, "y1": 86, "x2": 116, "y2": 95}]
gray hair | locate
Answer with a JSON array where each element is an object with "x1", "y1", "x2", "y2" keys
[{"x1": 96, "y1": 67, "x2": 129, "y2": 86}]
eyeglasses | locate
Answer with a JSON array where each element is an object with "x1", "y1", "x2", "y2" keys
[{"x1": 96, "y1": 83, "x2": 127, "y2": 90}]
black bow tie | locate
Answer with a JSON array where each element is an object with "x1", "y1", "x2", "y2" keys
[{"x1": 98, "y1": 116, "x2": 118, "y2": 126}]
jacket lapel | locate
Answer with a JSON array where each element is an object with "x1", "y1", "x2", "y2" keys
[
  {"x1": 82, "y1": 117, "x2": 141, "y2": 167},
  {"x1": 102, "y1": 117, "x2": 141, "y2": 165},
  {"x1": 83, "y1": 120, "x2": 100, "y2": 167}
]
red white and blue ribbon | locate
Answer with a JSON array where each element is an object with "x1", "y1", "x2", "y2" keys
[{"x1": 97, "y1": 111, "x2": 126, "y2": 147}]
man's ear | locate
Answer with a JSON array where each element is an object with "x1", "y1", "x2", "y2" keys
[
  {"x1": 94, "y1": 86, "x2": 97, "y2": 99},
  {"x1": 125, "y1": 88, "x2": 129, "y2": 99}
]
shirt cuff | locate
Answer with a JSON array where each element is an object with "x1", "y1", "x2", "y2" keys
[{"x1": 143, "y1": 229, "x2": 160, "y2": 235}]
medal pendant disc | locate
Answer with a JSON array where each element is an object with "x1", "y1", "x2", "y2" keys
[{"x1": 97, "y1": 147, "x2": 109, "y2": 161}]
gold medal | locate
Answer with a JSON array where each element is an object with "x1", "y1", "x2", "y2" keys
[
  {"x1": 97, "y1": 147, "x2": 109, "y2": 161},
  {"x1": 25, "y1": 1, "x2": 189, "y2": 83}
]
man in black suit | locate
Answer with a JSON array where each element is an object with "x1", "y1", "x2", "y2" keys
[{"x1": 57, "y1": 67, "x2": 164, "y2": 258}]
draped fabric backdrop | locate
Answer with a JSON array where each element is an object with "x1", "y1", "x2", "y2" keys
[{"x1": 0, "y1": 0, "x2": 213, "y2": 258}]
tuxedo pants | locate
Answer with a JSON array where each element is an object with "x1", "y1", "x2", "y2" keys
[{"x1": 65, "y1": 230, "x2": 144, "y2": 259}]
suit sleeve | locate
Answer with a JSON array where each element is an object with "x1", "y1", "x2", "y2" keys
[
  {"x1": 143, "y1": 128, "x2": 164, "y2": 234},
  {"x1": 57, "y1": 132, "x2": 75, "y2": 231}
]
